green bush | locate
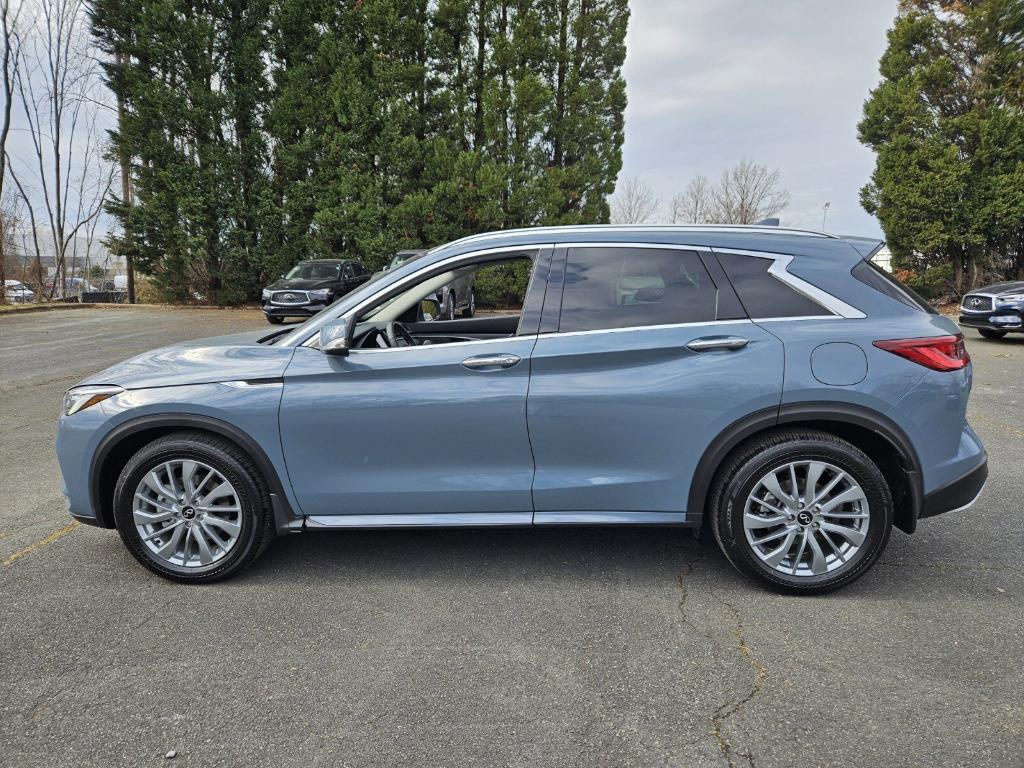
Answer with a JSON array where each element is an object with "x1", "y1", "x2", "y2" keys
[{"x1": 905, "y1": 264, "x2": 953, "y2": 301}]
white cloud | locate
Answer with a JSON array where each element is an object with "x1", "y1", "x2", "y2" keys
[{"x1": 620, "y1": 0, "x2": 898, "y2": 236}]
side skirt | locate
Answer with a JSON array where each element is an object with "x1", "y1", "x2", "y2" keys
[{"x1": 301, "y1": 511, "x2": 696, "y2": 529}]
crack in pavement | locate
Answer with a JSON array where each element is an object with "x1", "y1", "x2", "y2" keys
[
  {"x1": 676, "y1": 547, "x2": 767, "y2": 768},
  {"x1": 708, "y1": 592, "x2": 767, "y2": 768}
]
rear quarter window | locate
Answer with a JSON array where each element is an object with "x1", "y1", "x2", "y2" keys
[
  {"x1": 851, "y1": 259, "x2": 937, "y2": 314},
  {"x1": 716, "y1": 252, "x2": 828, "y2": 319}
]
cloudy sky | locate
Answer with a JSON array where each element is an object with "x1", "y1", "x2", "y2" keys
[{"x1": 619, "y1": 0, "x2": 898, "y2": 236}]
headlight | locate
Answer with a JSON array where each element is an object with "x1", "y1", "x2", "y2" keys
[
  {"x1": 62, "y1": 385, "x2": 123, "y2": 416},
  {"x1": 261, "y1": 289, "x2": 271, "y2": 300},
  {"x1": 996, "y1": 293, "x2": 1024, "y2": 304},
  {"x1": 308, "y1": 289, "x2": 331, "y2": 301}
]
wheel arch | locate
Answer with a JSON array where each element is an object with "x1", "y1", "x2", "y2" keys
[
  {"x1": 689, "y1": 403, "x2": 924, "y2": 534},
  {"x1": 90, "y1": 414, "x2": 300, "y2": 532}
]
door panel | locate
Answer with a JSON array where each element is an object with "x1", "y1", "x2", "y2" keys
[
  {"x1": 280, "y1": 338, "x2": 537, "y2": 517},
  {"x1": 527, "y1": 321, "x2": 783, "y2": 514}
]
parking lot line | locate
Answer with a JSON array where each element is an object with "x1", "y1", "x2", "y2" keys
[{"x1": 3, "y1": 521, "x2": 79, "y2": 567}]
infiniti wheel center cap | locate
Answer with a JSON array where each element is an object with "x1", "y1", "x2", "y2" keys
[
  {"x1": 181, "y1": 506, "x2": 196, "y2": 520},
  {"x1": 797, "y1": 511, "x2": 813, "y2": 526}
]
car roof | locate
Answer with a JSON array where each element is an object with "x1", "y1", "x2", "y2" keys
[{"x1": 427, "y1": 224, "x2": 880, "y2": 265}]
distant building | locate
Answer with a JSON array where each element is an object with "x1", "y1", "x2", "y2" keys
[{"x1": 871, "y1": 245, "x2": 892, "y2": 273}]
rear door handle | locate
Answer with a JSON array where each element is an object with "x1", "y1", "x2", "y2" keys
[
  {"x1": 686, "y1": 336, "x2": 749, "y2": 352},
  {"x1": 462, "y1": 353, "x2": 521, "y2": 370}
]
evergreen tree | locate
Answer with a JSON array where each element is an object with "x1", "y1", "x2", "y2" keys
[
  {"x1": 859, "y1": 0, "x2": 1024, "y2": 292},
  {"x1": 92, "y1": 0, "x2": 631, "y2": 302}
]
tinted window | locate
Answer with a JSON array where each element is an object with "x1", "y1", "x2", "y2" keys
[
  {"x1": 851, "y1": 259, "x2": 937, "y2": 314},
  {"x1": 285, "y1": 262, "x2": 341, "y2": 281},
  {"x1": 559, "y1": 248, "x2": 718, "y2": 332},
  {"x1": 716, "y1": 253, "x2": 826, "y2": 318}
]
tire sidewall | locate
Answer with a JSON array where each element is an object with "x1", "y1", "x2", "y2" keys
[
  {"x1": 113, "y1": 439, "x2": 264, "y2": 581},
  {"x1": 720, "y1": 440, "x2": 892, "y2": 592}
]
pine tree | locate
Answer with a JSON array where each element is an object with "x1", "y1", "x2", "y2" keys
[
  {"x1": 92, "y1": 0, "x2": 632, "y2": 302},
  {"x1": 859, "y1": 0, "x2": 1024, "y2": 291}
]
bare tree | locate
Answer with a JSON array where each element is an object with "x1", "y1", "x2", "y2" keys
[
  {"x1": 712, "y1": 158, "x2": 790, "y2": 225},
  {"x1": 0, "y1": 0, "x2": 24, "y2": 302},
  {"x1": 9, "y1": 0, "x2": 112, "y2": 300},
  {"x1": 611, "y1": 175, "x2": 660, "y2": 224},
  {"x1": 669, "y1": 175, "x2": 716, "y2": 224}
]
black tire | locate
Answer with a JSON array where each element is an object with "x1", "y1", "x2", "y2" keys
[
  {"x1": 266, "y1": 314, "x2": 284, "y2": 325},
  {"x1": 710, "y1": 429, "x2": 892, "y2": 595},
  {"x1": 978, "y1": 328, "x2": 1006, "y2": 339},
  {"x1": 113, "y1": 431, "x2": 275, "y2": 583},
  {"x1": 461, "y1": 290, "x2": 475, "y2": 318}
]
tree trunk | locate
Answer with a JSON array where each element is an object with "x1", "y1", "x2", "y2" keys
[{"x1": 951, "y1": 248, "x2": 964, "y2": 295}]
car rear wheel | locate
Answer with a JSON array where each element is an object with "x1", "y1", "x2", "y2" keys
[
  {"x1": 113, "y1": 431, "x2": 275, "y2": 583},
  {"x1": 710, "y1": 429, "x2": 892, "y2": 594},
  {"x1": 978, "y1": 328, "x2": 1006, "y2": 339}
]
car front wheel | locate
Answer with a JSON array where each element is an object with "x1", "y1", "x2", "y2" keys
[
  {"x1": 112, "y1": 431, "x2": 275, "y2": 583},
  {"x1": 265, "y1": 314, "x2": 284, "y2": 324},
  {"x1": 710, "y1": 430, "x2": 892, "y2": 594},
  {"x1": 978, "y1": 328, "x2": 1006, "y2": 339}
]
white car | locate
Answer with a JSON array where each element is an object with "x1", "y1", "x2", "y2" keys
[{"x1": 4, "y1": 280, "x2": 35, "y2": 303}]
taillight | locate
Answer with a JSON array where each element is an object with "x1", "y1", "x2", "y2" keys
[{"x1": 873, "y1": 333, "x2": 970, "y2": 371}]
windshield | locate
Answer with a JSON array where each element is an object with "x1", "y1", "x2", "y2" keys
[{"x1": 285, "y1": 262, "x2": 341, "y2": 281}]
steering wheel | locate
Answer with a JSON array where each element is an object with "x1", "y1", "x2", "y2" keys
[{"x1": 385, "y1": 321, "x2": 416, "y2": 348}]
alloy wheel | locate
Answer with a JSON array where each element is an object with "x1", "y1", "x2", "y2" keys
[
  {"x1": 133, "y1": 459, "x2": 243, "y2": 568},
  {"x1": 742, "y1": 460, "x2": 870, "y2": 577}
]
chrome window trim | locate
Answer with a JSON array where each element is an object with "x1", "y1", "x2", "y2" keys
[{"x1": 538, "y1": 318, "x2": 752, "y2": 340}]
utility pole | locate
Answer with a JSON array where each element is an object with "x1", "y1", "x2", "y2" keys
[{"x1": 821, "y1": 202, "x2": 831, "y2": 232}]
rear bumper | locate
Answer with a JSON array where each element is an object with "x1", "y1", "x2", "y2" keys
[{"x1": 919, "y1": 455, "x2": 988, "y2": 520}]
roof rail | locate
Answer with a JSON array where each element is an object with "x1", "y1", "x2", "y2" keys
[{"x1": 431, "y1": 224, "x2": 840, "y2": 253}]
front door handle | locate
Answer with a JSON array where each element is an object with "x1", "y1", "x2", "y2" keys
[
  {"x1": 686, "y1": 336, "x2": 749, "y2": 352},
  {"x1": 462, "y1": 353, "x2": 521, "y2": 371}
]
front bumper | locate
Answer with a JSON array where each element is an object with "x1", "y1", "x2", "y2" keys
[
  {"x1": 262, "y1": 302, "x2": 329, "y2": 319},
  {"x1": 959, "y1": 309, "x2": 1023, "y2": 333},
  {"x1": 919, "y1": 455, "x2": 988, "y2": 520}
]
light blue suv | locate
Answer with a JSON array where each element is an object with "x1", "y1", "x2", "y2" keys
[{"x1": 56, "y1": 226, "x2": 987, "y2": 593}]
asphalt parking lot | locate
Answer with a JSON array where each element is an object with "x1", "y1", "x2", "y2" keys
[{"x1": 1, "y1": 307, "x2": 1021, "y2": 767}]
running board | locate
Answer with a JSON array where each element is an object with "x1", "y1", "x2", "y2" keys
[{"x1": 303, "y1": 511, "x2": 689, "y2": 529}]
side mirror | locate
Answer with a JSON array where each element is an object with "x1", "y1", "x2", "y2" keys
[
  {"x1": 320, "y1": 316, "x2": 355, "y2": 356},
  {"x1": 419, "y1": 297, "x2": 441, "y2": 322}
]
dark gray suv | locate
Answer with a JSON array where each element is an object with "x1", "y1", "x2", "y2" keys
[{"x1": 959, "y1": 280, "x2": 1024, "y2": 338}]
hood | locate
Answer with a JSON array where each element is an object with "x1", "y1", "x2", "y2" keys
[
  {"x1": 80, "y1": 331, "x2": 296, "y2": 390},
  {"x1": 972, "y1": 281, "x2": 1024, "y2": 296},
  {"x1": 266, "y1": 277, "x2": 336, "y2": 291}
]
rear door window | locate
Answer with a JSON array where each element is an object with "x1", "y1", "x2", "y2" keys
[{"x1": 558, "y1": 247, "x2": 719, "y2": 333}]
